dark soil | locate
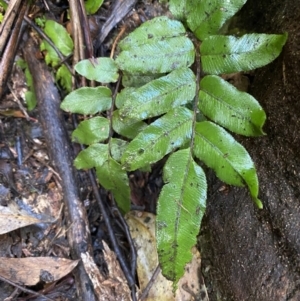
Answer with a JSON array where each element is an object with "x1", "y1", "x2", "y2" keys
[{"x1": 199, "y1": 0, "x2": 300, "y2": 300}]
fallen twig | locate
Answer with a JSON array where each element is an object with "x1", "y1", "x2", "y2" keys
[
  {"x1": 0, "y1": 0, "x2": 27, "y2": 98},
  {"x1": 138, "y1": 265, "x2": 161, "y2": 301},
  {"x1": 23, "y1": 16, "x2": 74, "y2": 75},
  {"x1": 24, "y1": 38, "x2": 96, "y2": 301},
  {"x1": 0, "y1": 275, "x2": 55, "y2": 301},
  {"x1": 95, "y1": 0, "x2": 138, "y2": 48}
]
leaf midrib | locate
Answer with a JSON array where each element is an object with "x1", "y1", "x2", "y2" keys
[
  {"x1": 137, "y1": 115, "x2": 192, "y2": 152},
  {"x1": 194, "y1": 130, "x2": 242, "y2": 179},
  {"x1": 201, "y1": 88, "x2": 252, "y2": 122}
]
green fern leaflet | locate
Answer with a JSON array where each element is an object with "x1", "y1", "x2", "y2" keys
[{"x1": 60, "y1": 0, "x2": 287, "y2": 288}]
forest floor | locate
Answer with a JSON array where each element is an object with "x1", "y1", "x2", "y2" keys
[{"x1": 0, "y1": 0, "x2": 299, "y2": 300}]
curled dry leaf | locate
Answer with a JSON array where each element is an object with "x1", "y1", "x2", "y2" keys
[
  {"x1": 125, "y1": 211, "x2": 208, "y2": 301},
  {"x1": 0, "y1": 257, "x2": 79, "y2": 286},
  {"x1": 81, "y1": 242, "x2": 132, "y2": 301}
]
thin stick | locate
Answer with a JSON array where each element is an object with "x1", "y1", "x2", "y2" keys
[
  {"x1": 7, "y1": 82, "x2": 30, "y2": 121},
  {"x1": 88, "y1": 170, "x2": 137, "y2": 301},
  {"x1": 24, "y1": 16, "x2": 74, "y2": 76},
  {"x1": 110, "y1": 25, "x2": 127, "y2": 59},
  {"x1": 139, "y1": 265, "x2": 161, "y2": 301},
  {"x1": 106, "y1": 74, "x2": 137, "y2": 300},
  {"x1": 0, "y1": 1, "x2": 27, "y2": 98},
  {"x1": 0, "y1": 0, "x2": 22, "y2": 55},
  {"x1": 111, "y1": 198, "x2": 137, "y2": 290},
  {"x1": 0, "y1": 275, "x2": 55, "y2": 301}
]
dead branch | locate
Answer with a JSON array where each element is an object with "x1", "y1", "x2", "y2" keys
[
  {"x1": 24, "y1": 38, "x2": 96, "y2": 301},
  {"x1": 0, "y1": 0, "x2": 27, "y2": 99}
]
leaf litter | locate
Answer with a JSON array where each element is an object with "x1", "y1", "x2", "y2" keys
[{"x1": 126, "y1": 211, "x2": 209, "y2": 301}]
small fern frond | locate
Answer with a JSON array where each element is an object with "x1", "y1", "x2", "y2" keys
[{"x1": 60, "y1": 0, "x2": 287, "y2": 287}]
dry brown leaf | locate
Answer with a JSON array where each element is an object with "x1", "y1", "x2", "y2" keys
[
  {"x1": 0, "y1": 205, "x2": 48, "y2": 235},
  {"x1": 81, "y1": 242, "x2": 132, "y2": 301},
  {"x1": 177, "y1": 247, "x2": 209, "y2": 301},
  {"x1": 0, "y1": 109, "x2": 26, "y2": 118},
  {"x1": 126, "y1": 211, "x2": 174, "y2": 301},
  {"x1": 125, "y1": 211, "x2": 209, "y2": 301},
  {"x1": 0, "y1": 199, "x2": 57, "y2": 235},
  {"x1": 0, "y1": 257, "x2": 79, "y2": 285}
]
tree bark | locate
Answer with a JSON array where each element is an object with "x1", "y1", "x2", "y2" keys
[{"x1": 200, "y1": 0, "x2": 300, "y2": 300}]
